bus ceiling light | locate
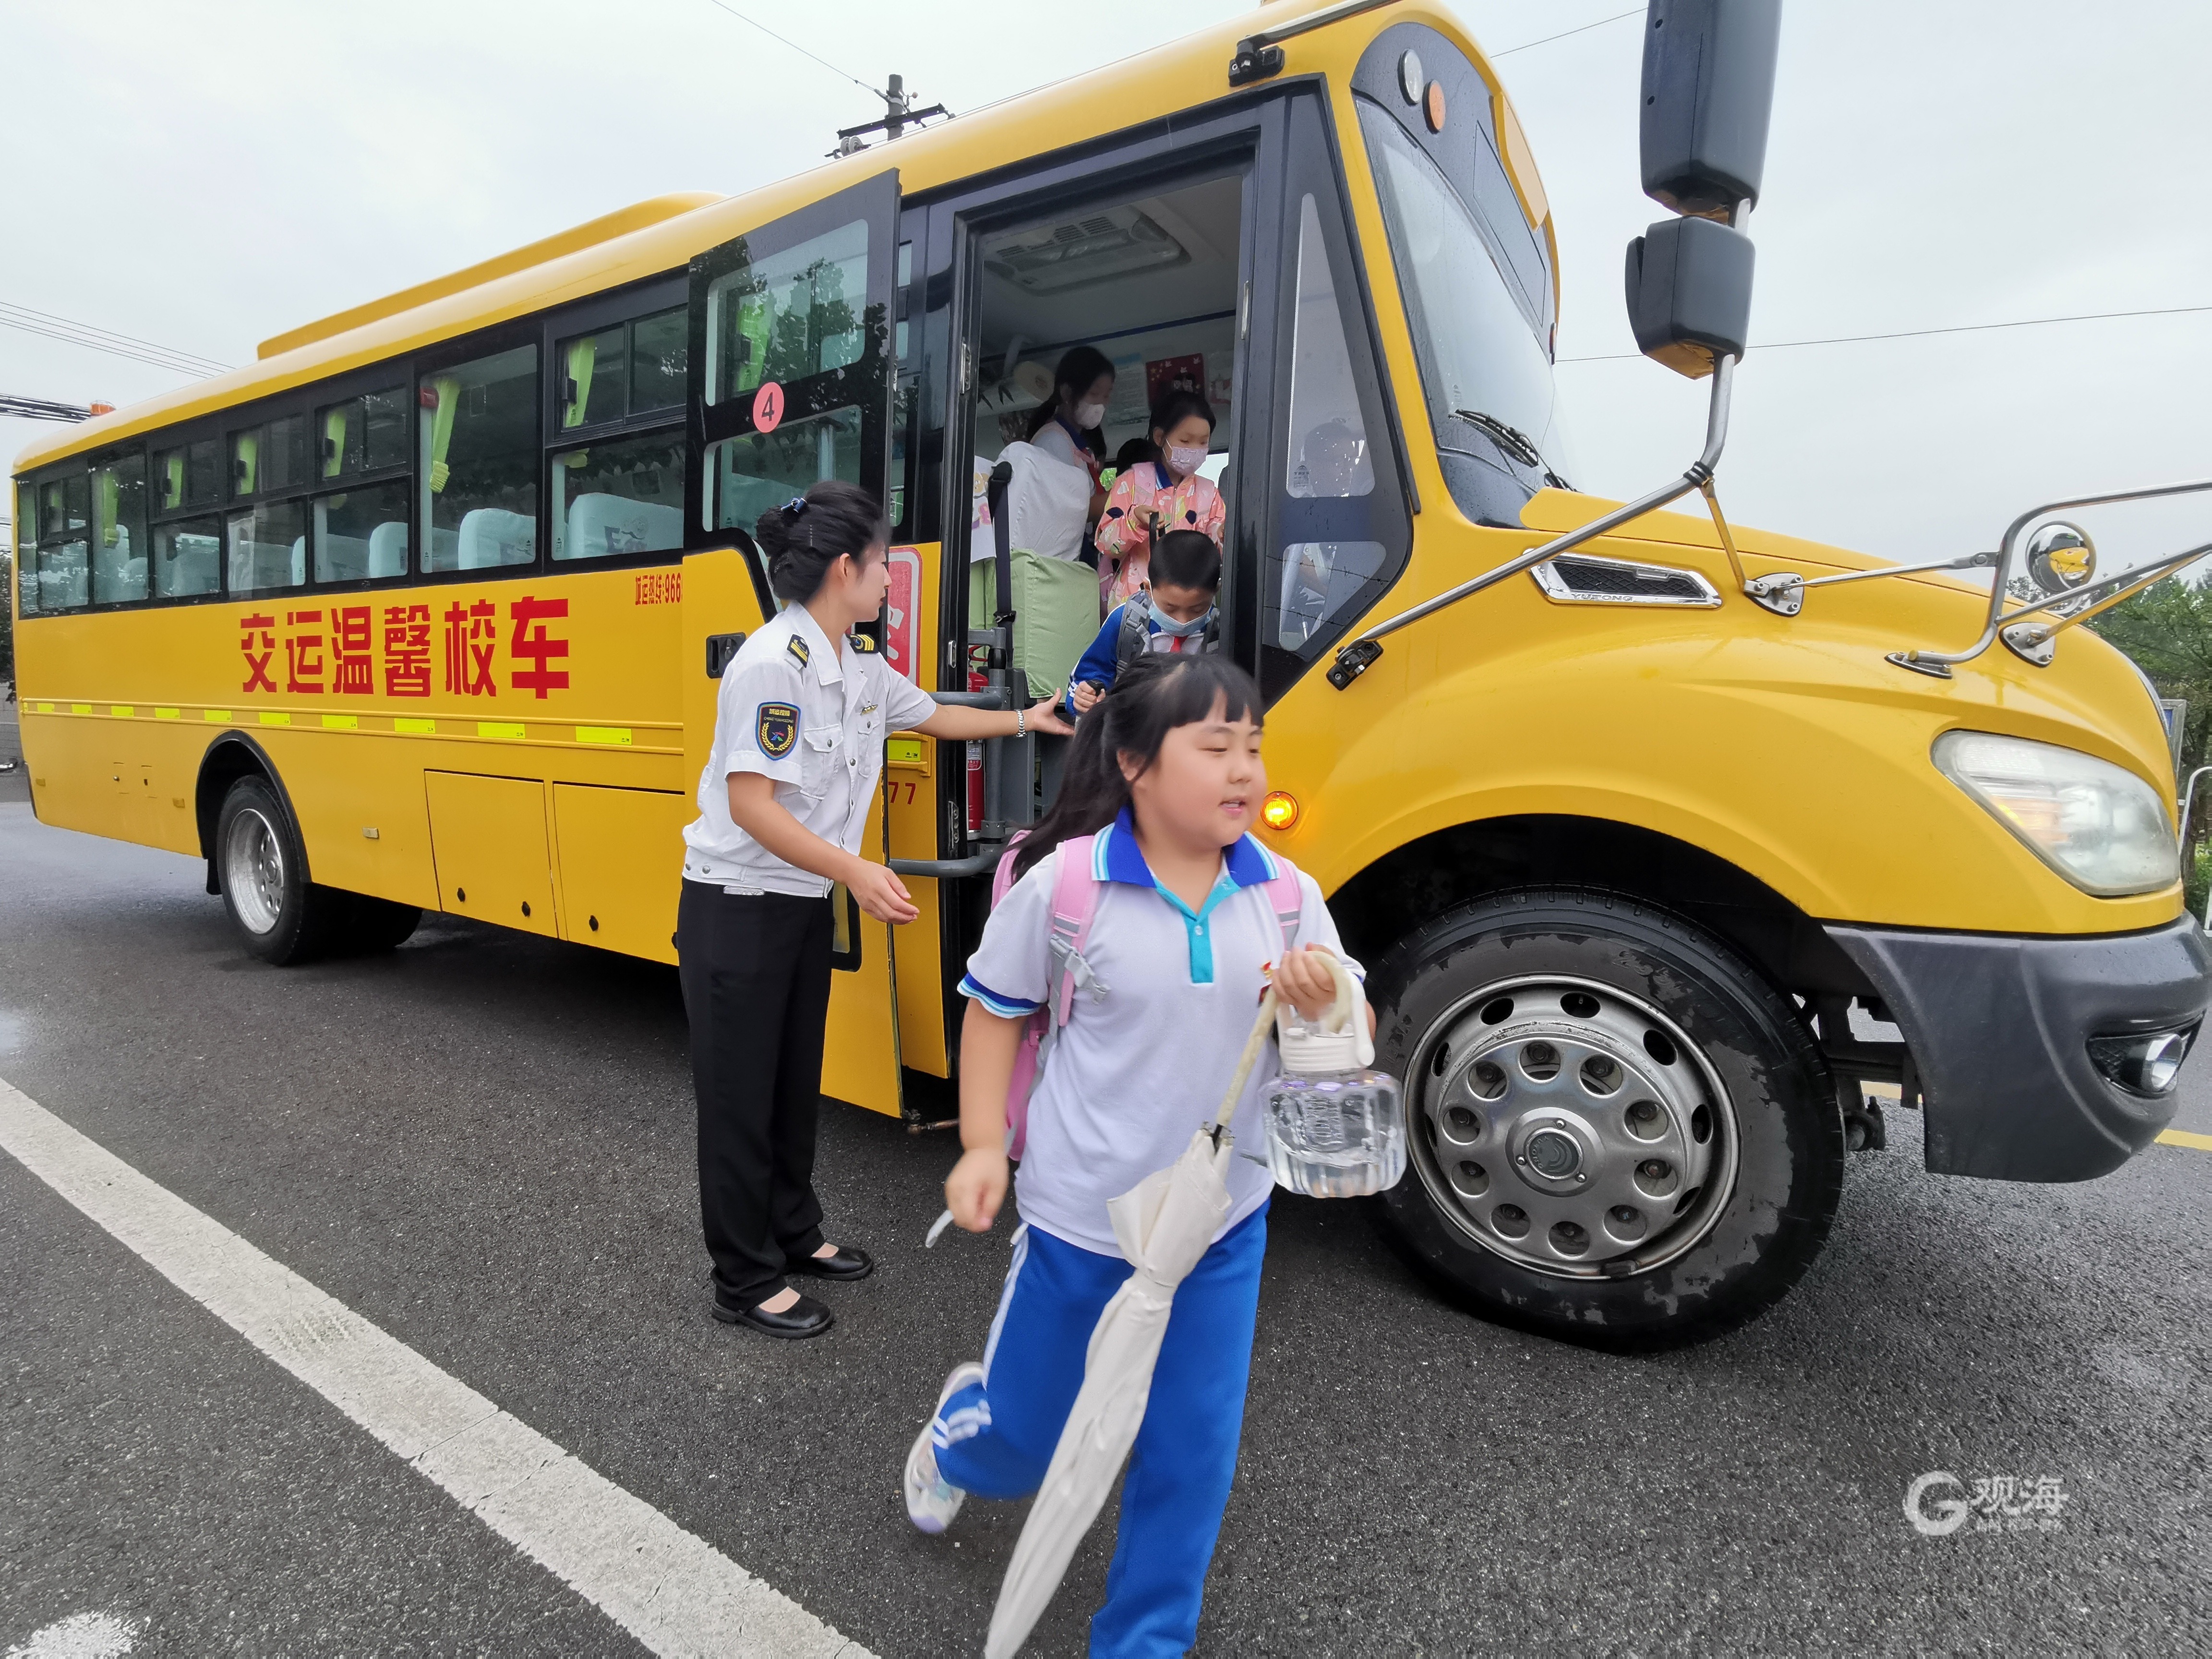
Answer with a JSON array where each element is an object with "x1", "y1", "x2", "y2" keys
[
  {"x1": 1933, "y1": 730, "x2": 2179, "y2": 898},
  {"x1": 1262, "y1": 791, "x2": 1301, "y2": 832},
  {"x1": 1329, "y1": 0, "x2": 1782, "y2": 691}
]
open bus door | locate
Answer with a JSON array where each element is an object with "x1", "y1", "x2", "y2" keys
[{"x1": 682, "y1": 170, "x2": 908, "y2": 1118}]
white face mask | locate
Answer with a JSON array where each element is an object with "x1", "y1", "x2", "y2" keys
[
  {"x1": 1166, "y1": 443, "x2": 1208, "y2": 477},
  {"x1": 1073, "y1": 400, "x2": 1108, "y2": 430}
]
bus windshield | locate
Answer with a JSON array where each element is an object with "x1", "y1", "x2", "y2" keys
[{"x1": 1358, "y1": 100, "x2": 1580, "y2": 505}]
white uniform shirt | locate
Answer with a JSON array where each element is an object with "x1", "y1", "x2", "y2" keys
[
  {"x1": 958, "y1": 811, "x2": 1360, "y2": 1257},
  {"x1": 681, "y1": 602, "x2": 938, "y2": 897},
  {"x1": 974, "y1": 439, "x2": 1090, "y2": 564}
]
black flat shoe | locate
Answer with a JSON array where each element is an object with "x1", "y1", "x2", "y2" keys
[
  {"x1": 788, "y1": 1243, "x2": 873, "y2": 1282},
  {"x1": 712, "y1": 1291, "x2": 834, "y2": 1339}
]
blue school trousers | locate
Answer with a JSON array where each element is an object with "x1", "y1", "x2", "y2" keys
[{"x1": 932, "y1": 1206, "x2": 1268, "y2": 1659}]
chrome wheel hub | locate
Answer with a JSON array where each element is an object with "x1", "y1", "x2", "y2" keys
[
  {"x1": 224, "y1": 807, "x2": 285, "y2": 936},
  {"x1": 1412, "y1": 975, "x2": 1738, "y2": 1277}
]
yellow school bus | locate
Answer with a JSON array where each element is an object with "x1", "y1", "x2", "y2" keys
[{"x1": 14, "y1": 0, "x2": 2208, "y2": 1347}]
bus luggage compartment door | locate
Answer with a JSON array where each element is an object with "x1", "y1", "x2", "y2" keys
[
  {"x1": 424, "y1": 771, "x2": 559, "y2": 938},
  {"x1": 550, "y1": 783, "x2": 691, "y2": 963}
]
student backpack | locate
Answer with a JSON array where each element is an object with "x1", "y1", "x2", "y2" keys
[
  {"x1": 1113, "y1": 590, "x2": 1222, "y2": 673},
  {"x1": 988, "y1": 830, "x2": 1305, "y2": 1159}
]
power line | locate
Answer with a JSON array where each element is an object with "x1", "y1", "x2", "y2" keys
[
  {"x1": 0, "y1": 301, "x2": 230, "y2": 374},
  {"x1": 1558, "y1": 303, "x2": 2212, "y2": 363},
  {"x1": 0, "y1": 301, "x2": 229, "y2": 379},
  {"x1": 1493, "y1": 7, "x2": 1643, "y2": 58},
  {"x1": 696, "y1": 0, "x2": 880, "y2": 99}
]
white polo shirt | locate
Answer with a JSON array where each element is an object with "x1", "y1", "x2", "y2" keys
[
  {"x1": 681, "y1": 602, "x2": 938, "y2": 897},
  {"x1": 959, "y1": 810, "x2": 1360, "y2": 1257}
]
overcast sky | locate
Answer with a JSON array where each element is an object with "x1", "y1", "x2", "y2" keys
[{"x1": 6, "y1": 0, "x2": 2209, "y2": 568}]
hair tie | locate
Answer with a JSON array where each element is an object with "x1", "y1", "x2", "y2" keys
[{"x1": 781, "y1": 496, "x2": 809, "y2": 520}]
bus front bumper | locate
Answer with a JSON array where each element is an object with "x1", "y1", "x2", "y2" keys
[{"x1": 1825, "y1": 915, "x2": 2211, "y2": 1182}]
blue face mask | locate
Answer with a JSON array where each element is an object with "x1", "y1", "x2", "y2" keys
[{"x1": 1152, "y1": 605, "x2": 1213, "y2": 638}]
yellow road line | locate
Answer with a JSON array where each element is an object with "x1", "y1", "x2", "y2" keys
[{"x1": 2157, "y1": 1128, "x2": 2212, "y2": 1152}]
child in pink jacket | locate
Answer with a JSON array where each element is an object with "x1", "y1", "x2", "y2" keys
[{"x1": 1094, "y1": 390, "x2": 1225, "y2": 613}]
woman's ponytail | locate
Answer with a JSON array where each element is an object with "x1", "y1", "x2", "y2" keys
[{"x1": 752, "y1": 481, "x2": 889, "y2": 602}]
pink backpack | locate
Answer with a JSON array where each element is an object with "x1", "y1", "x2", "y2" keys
[{"x1": 990, "y1": 830, "x2": 1307, "y2": 1159}]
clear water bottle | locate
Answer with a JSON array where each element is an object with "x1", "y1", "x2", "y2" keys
[{"x1": 1261, "y1": 955, "x2": 1405, "y2": 1198}]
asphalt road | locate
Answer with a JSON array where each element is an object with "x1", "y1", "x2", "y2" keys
[{"x1": 1, "y1": 801, "x2": 2207, "y2": 1656}]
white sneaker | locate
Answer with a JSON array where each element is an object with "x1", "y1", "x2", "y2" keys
[{"x1": 904, "y1": 1361, "x2": 985, "y2": 1534}]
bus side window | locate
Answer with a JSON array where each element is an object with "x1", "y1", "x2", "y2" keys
[
  {"x1": 92, "y1": 453, "x2": 148, "y2": 604},
  {"x1": 1268, "y1": 193, "x2": 1389, "y2": 658},
  {"x1": 549, "y1": 305, "x2": 687, "y2": 563},
  {"x1": 32, "y1": 471, "x2": 91, "y2": 612},
  {"x1": 420, "y1": 345, "x2": 540, "y2": 573},
  {"x1": 15, "y1": 480, "x2": 42, "y2": 615}
]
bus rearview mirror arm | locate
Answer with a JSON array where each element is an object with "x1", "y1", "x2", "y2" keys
[{"x1": 1327, "y1": 353, "x2": 1739, "y2": 690}]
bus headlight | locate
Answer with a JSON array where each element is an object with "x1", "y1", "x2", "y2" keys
[{"x1": 1934, "y1": 731, "x2": 2178, "y2": 897}]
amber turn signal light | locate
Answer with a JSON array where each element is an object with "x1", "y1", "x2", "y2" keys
[{"x1": 1262, "y1": 791, "x2": 1300, "y2": 831}]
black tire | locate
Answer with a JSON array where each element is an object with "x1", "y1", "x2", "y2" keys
[
  {"x1": 1370, "y1": 888, "x2": 1843, "y2": 1352},
  {"x1": 213, "y1": 775, "x2": 350, "y2": 965}
]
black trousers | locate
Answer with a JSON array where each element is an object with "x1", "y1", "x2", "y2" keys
[{"x1": 676, "y1": 882, "x2": 834, "y2": 1308}]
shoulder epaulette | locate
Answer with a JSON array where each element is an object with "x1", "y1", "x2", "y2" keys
[{"x1": 785, "y1": 635, "x2": 810, "y2": 670}]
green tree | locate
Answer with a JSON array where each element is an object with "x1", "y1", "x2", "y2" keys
[{"x1": 2092, "y1": 576, "x2": 2212, "y2": 910}]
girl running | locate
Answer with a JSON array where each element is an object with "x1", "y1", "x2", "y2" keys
[{"x1": 903, "y1": 652, "x2": 1362, "y2": 1656}]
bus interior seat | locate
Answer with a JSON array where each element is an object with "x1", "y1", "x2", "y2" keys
[
  {"x1": 566, "y1": 492, "x2": 681, "y2": 561},
  {"x1": 456, "y1": 508, "x2": 536, "y2": 568},
  {"x1": 367, "y1": 521, "x2": 408, "y2": 577}
]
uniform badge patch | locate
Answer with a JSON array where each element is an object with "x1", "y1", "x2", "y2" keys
[
  {"x1": 756, "y1": 701, "x2": 799, "y2": 758},
  {"x1": 785, "y1": 636, "x2": 810, "y2": 670}
]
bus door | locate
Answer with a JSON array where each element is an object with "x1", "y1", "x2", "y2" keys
[
  {"x1": 910, "y1": 96, "x2": 1279, "y2": 1025},
  {"x1": 682, "y1": 169, "x2": 908, "y2": 1118}
]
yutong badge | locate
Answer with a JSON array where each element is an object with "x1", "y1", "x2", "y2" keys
[{"x1": 756, "y1": 701, "x2": 798, "y2": 758}]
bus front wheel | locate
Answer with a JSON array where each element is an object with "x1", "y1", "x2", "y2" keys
[
  {"x1": 1370, "y1": 888, "x2": 1844, "y2": 1352},
  {"x1": 215, "y1": 775, "x2": 350, "y2": 964}
]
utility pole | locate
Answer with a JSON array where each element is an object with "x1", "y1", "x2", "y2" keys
[{"x1": 832, "y1": 72, "x2": 948, "y2": 156}]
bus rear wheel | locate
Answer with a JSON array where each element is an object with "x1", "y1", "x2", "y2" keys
[
  {"x1": 1370, "y1": 888, "x2": 1843, "y2": 1352},
  {"x1": 216, "y1": 775, "x2": 351, "y2": 964}
]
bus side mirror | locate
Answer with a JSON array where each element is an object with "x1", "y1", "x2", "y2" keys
[
  {"x1": 1626, "y1": 0, "x2": 1781, "y2": 378},
  {"x1": 1639, "y1": 0, "x2": 1783, "y2": 216},
  {"x1": 1624, "y1": 216, "x2": 1755, "y2": 380}
]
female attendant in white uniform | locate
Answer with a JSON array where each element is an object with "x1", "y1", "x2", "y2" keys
[{"x1": 679, "y1": 482, "x2": 1072, "y2": 1339}]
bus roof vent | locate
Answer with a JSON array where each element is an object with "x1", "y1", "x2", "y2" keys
[
  {"x1": 1531, "y1": 553, "x2": 1720, "y2": 608},
  {"x1": 257, "y1": 192, "x2": 724, "y2": 361},
  {"x1": 984, "y1": 205, "x2": 1189, "y2": 295}
]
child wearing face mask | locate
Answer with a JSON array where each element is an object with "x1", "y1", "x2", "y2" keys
[
  {"x1": 1026, "y1": 345, "x2": 1116, "y2": 511},
  {"x1": 1094, "y1": 390, "x2": 1225, "y2": 614},
  {"x1": 1062, "y1": 529, "x2": 1221, "y2": 716}
]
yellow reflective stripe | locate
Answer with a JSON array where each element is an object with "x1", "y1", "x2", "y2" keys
[
  {"x1": 110, "y1": 705, "x2": 134, "y2": 717},
  {"x1": 204, "y1": 709, "x2": 232, "y2": 722},
  {"x1": 71, "y1": 703, "x2": 92, "y2": 715},
  {"x1": 394, "y1": 717, "x2": 436, "y2": 734},
  {"x1": 477, "y1": 721, "x2": 525, "y2": 740},
  {"x1": 155, "y1": 707, "x2": 180, "y2": 720},
  {"x1": 321, "y1": 713, "x2": 359, "y2": 730},
  {"x1": 35, "y1": 702, "x2": 54, "y2": 713},
  {"x1": 575, "y1": 725, "x2": 631, "y2": 745},
  {"x1": 258, "y1": 710, "x2": 290, "y2": 725}
]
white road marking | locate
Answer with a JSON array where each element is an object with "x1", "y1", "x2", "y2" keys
[
  {"x1": 3, "y1": 1611, "x2": 143, "y2": 1659},
  {"x1": 0, "y1": 1078, "x2": 875, "y2": 1659}
]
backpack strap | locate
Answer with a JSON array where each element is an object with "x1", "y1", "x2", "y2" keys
[
  {"x1": 1115, "y1": 593, "x2": 1152, "y2": 672},
  {"x1": 1258, "y1": 845, "x2": 1305, "y2": 956},
  {"x1": 1045, "y1": 834, "x2": 1108, "y2": 1028}
]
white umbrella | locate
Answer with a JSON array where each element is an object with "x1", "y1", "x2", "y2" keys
[{"x1": 983, "y1": 991, "x2": 1283, "y2": 1659}]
